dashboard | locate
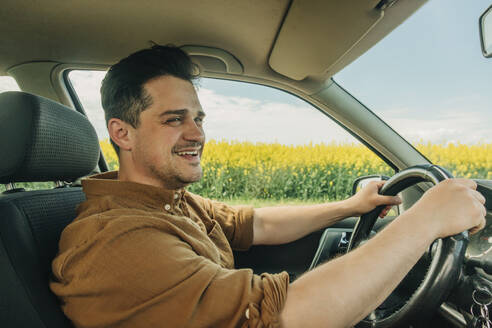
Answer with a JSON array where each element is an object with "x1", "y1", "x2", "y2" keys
[
  {"x1": 466, "y1": 180, "x2": 492, "y2": 272},
  {"x1": 467, "y1": 216, "x2": 492, "y2": 260}
]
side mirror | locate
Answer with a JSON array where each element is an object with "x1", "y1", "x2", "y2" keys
[{"x1": 480, "y1": 5, "x2": 492, "y2": 58}]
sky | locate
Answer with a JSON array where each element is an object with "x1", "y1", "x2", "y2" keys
[
  {"x1": 334, "y1": 0, "x2": 492, "y2": 144},
  {"x1": 1, "y1": 0, "x2": 490, "y2": 146}
]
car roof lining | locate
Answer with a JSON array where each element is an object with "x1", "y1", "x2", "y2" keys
[
  {"x1": 0, "y1": 0, "x2": 289, "y2": 76},
  {"x1": 1, "y1": 0, "x2": 426, "y2": 95}
]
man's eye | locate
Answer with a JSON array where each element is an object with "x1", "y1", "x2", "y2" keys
[
  {"x1": 165, "y1": 117, "x2": 182, "y2": 125},
  {"x1": 195, "y1": 117, "x2": 204, "y2": 125}
]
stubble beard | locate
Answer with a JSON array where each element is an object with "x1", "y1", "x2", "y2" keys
[
  {"x1": 136, "y1": 140, "x2": 204, "y2": 190},
  {"x1": 148, "y1": 160, "x2": 203, "y2": 190}
]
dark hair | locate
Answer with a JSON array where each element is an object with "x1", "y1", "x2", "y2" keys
[{"x1": 101, "y1": 45, "x2": 198, "y2": 154}]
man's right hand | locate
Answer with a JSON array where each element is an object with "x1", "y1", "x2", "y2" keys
[
  {"x1": 406, "y1": 178, "x2": 486, "y2": 239},
  {"x1": 280, "y1": 178, "x2": 487, "y2": 328}
]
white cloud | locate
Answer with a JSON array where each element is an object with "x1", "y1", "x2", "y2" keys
[
  {"x1": 197, "y1": 88, "x2": 355, "y2": 145},
  {"x1": 199, "y1": 88, "x2": 492, "y2": 146},
  {"x1": 383, "y1": 108, "x2": 491, "y2": 144}
]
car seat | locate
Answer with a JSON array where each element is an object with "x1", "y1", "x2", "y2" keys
[{"x1": 0, "y1": 91, "x2": 100, "y2": 327}]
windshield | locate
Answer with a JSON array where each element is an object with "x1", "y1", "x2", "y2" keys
[{"x1": 334, "y1": 0, "x2": 492, "y2": 179}]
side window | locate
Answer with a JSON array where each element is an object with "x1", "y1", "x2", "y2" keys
[
  {"x1": 191, "y1": 79, "x2": 394, "y2": 205},
  {"x1": 68, "y1": 71, "x2": 118, "y2": 170},
  {"x1": 0, "y1": 77, "x2": 54, "y2": 192},
  {"x1": 67, "y1": 72, "x2": 394, "y2": 206},
  {"x1": 0, "y1": 76, "x2": 20, "y2": 93}
]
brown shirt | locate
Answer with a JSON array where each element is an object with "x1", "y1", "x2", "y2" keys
[{"x1": 50, "y1": 171, "x2": 289, "y2": 328}]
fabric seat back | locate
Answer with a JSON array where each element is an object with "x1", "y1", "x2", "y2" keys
[{"x1": 0, "y1": 91, "x2": 100, "y2": 327}]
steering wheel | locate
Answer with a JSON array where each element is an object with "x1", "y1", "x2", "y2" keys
[{"x1": 348, "y1": 164, "x2": 468, "y2": 328}]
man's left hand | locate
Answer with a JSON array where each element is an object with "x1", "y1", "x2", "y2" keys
[{"x1": 346, "y1": 180, "x2": 402, "y2": 218}]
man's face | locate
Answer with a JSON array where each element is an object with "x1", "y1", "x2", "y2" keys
[{"x1": 130, "y1": 75, "x2": 205, "y2": 190}]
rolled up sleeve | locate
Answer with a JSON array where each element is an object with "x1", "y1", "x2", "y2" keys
[{"x1": 243, "y1": 273, "x2": 290, "y2": 328}]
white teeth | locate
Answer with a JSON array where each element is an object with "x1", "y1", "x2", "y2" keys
[{"x1": 176, "y1": 150, "x2": 198, "y2": 156}]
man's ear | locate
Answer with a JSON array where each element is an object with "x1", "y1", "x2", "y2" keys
[{"x1": 108, "y1": 118, "x2": 133, "y2": 152}]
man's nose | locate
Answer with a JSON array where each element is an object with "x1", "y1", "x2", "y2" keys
[{"x1": 183, "y1": 119, "x2": 205, "y2": 142}]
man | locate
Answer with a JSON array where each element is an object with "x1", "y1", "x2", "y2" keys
[{"x1": 50, "y1": 45, "x2": 486, "y2": 328}]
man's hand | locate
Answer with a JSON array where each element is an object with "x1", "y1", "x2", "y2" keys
[
  {"x1": 407, "y1": 178, "x2": 486, "y2": 238},
  {"x1": 345, "y1": 180, "x2": 402, "y2": 218},
  {"x1": 280, "y1": 178, "x2": 486, "y2": 328}
]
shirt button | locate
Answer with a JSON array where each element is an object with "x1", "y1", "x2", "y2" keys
[{"x1": 164, "y1": 204, "x2": 171, "y2": 211}]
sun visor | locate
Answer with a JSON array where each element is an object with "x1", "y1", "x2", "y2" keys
[{"x1": 269, "y1": 0, "x2": 383, "y2": 80}]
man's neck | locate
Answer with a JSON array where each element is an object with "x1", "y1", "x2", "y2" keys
[{"x1": 117, "y1": 164, "x2": 176, "y2": 191}]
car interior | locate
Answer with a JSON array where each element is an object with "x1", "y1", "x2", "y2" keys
[{"x1": 1, "y1": 1, "x2": 491, "y2": 327}]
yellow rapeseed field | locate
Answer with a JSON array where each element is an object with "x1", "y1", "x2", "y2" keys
[
  {"x1": 100, "y1": 139, "x2": 492, "y2": 201},
  {"x1": 417, "y1": 143, "x2": 492, "y2": 179}
]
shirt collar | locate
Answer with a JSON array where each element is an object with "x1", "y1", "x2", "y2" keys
[{"x1": 81, "y1": 171, "x2": 186, "y2": 211}]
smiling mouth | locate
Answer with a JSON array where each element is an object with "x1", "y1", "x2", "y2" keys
[
  {"x1": 173, "y1": 147, "x2": 202, "y2": 163},
  {"x1": 176, "y1": 150, "x2": 199, "y2": 156},
  {"x1": 173, "y1": 143, "x2": 203, "y2": 161}
]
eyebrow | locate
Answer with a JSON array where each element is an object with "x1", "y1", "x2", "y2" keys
[{"x1": 158, "y1": 109, "x2": 206, "y2": 118}]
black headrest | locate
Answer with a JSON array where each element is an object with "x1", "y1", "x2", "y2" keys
[{"x1": 0, "y1": 91, "x2": 100, "y2": 183}]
